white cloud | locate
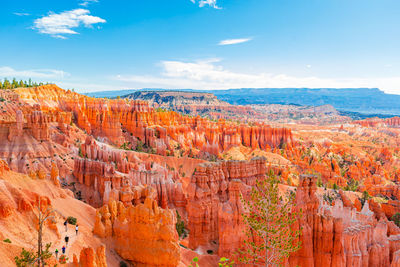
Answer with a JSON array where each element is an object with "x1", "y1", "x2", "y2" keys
[
  {"x1": 114, "y1": 59, "x2": 400, "y2": 94},
  {"x1": 33, "y1": 8, "x2": 106, "y2": 39},
  {"x1": 79, "y1": 0, "x2": 99, "y2": 7},
  {"x1": 218, "y1": 38, "x2": 252, "y2": 46},
  {"x1": 14, "y1": 12, "x2": 30, "y2": 16},
  {"x1": 191, "y1": 0, "x2": 221, "y2": 9},
  {"x1": 0, "y1": 66, "x2": 69, "y2": 79}
]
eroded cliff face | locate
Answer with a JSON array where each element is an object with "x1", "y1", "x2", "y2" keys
[
  {"x1": 13, "y1": 85, "x2": 293, "y2": 158},
  {"x1": 72, "y1": 136, "x2": 189, "y2": 209},
  {"x1": 0, "y1": 160, "x2": 120, "y2": 266},
  {"x1": 288, "y1": 175, "x2": 400, "y2": 267},
  {"x1": 187, "y1": 157, "x2": 265, "y2": 252},
  {"x1": 3, "y1": 85, "x2": 400, "y2": 267},
  {"x1": 93, "y1": 196, "x2": 181, "y2": 267},
  {"x1": 72, "y1": 245, "x2": 107, "y2": 267},
  {"x1": 0, "y1": 89, "x2": 80, "y2": 178},
  {"x1": 185, "y1": 169, "x2": 400, "y2": 267},
  {"x1": 354, "y1": 117, "x2": 400, "y2": 128}
]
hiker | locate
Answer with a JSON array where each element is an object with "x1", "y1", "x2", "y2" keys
[
  {"x1": 75, "y1": 224, "x2": 79, "y2": 236},
  {"x1": 64, "y1": 220, "x2": 68, "y2": 232},
  {"x1": 55, "y1": 249, "x2": 58, "y2": 259},
  {"x1": 65, "y1": 235, "x2": 69, "y2": 247},
  {"x1": 62, "y1": 246, "x2": 66, "y2": 254}
]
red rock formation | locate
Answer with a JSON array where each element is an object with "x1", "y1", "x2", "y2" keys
[
  {"x1": 13, "y1": 85, "x2": 292, "y2": 156},
  {"x1": 386, "y1": 117, "x2": 400, "y2": 127},
  {"x1": 93, "y1": 197, "x2": 181, "y2": 266},
  {"x1": 74, "y1": 136, "x2": 188, "y2": 208},
  {"x1": 393, "y1": 249, "x2": 400, "y2": 267},
  {"x1": 187, "y1": 157, "x2": 265, "y2": 249},
  {"x1": 289, "y1": 175, "x2": 400, "y2": 267},
  {"x1": 77, "y1": 245, "x2": 107, "y2": 267},
  {"x1": 354, "y1": 116, "x2": 400, "y2": 128},
  {"x1": 7, "y1": 110, "x2": 24, "y2": 141},
  {"x1": 50, "y1": 163, "x2": 60, "y2": 187},
  {"x1": 27, "y1": 111, "x2": 50, "y2": 141},
  {"x1": 0, "y1": 159, "x2": 10, "y2": 175},
  {"x1": 217, "y1": 179, "x2": 249, "y2": 257}
]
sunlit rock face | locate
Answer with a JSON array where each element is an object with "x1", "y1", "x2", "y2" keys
[
  {"x1": 93, "y1": 196, "x2": 180, "y2": 267},
  {"x1": 187, "y1": 158, "x2": 265, "y2": 252},
  {"x1": 289, "y1": 175, "x2": 400, "y2": 267}
]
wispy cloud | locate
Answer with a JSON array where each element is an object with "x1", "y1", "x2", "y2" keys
[
  {"x1": 114, "y1": 59, "x2": 400, "y2": 94},
  {"x1": 190, "y1": 0, "x2": 221, "y2": 9},
  {"x1": 0, "y1": 66, "x2": 69, "y2": 79},
  {"x1": 79, "y1": 0, "x2": 99, "y2": 7},
  {"x1": 218, "y1": 38, "x2": 252, "y2": 46},
  {"x1": 14, "y1": 12, "x2": 30, "y2": 16},
  {"x1": 33, "y1": 8, "x2": 106, "y2": 39}
]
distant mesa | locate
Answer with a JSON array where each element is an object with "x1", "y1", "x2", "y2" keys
[{"x1": 84, "y1": 87, "x2": 400, "y2": 117}]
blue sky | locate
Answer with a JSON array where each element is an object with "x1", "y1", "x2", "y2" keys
[{"x1": 1, "y1": 0, "x2": 400, "y2": 93}]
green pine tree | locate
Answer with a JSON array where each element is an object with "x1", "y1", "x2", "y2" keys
[
  {"x1": 239, "y1": 173, "x2": 302, "y2": 266},
  {"x1": 4, "y1": 78, "x2": 10, "y2": 89},
  {"x1": 12, "y1": 78, "x2": 18, "y2": 88}
]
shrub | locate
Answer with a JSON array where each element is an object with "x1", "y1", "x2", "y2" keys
[
  {"x1": 360, "y1": 190, "x2": 371, "y2": 207},
  {"x1": 392, "y1": 213, "x2": 400, "y2": 227},
  {"x1": 333, "y1": 183, "x2": 339, "y2": 190},
  {"x1": 3, "y1": 238, "x2": 11, "y2": 243},
  {"x1": 316, "y1": 177, "x2": 323, "y2": 187},
  {"x1": 175, "y1": 211, "x2": 186, "y2": 239},
  {"x1": 78, "y1": 147, "x2": 83, "y2": 157},
  {"x1": 67, "y1": 216, "x2": 77, "y2": 225},
  {"x1": 188, "y1": 257, "x2": 199, "y2": 267},
  {"x1": 323, "y1": 192, "x2": 335, "y2": 205},
  {"x1": 219, "y1": 257, "x2": 234, "y2": 267},
  {"x1": 135, "y1": 140, "x2": 144, "y2": 152},
  {"x1": 344, "y1": 178, "x2": 359, "y2": 192},
  {"x1": 14, "y1": 248, "x2": 35, "y2": 267},
  {"x1": 119, "y1": 261, "x2": 128, "y2": 267},
  {"x1": 59, "y1": 254, "x2": 68, "y2": 264}
]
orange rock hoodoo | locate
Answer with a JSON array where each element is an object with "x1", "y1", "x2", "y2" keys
[
  {"x1": 354, "y1": 116, "x2": 400, "y2": 128},
  {"x1": 73, "y1": 136, "x2": 186, "y2": 208},
  {"x1": 187, "y1": 157, "x2": 266, "y2": 251},
  {"x1": 14, "y1": 85, "x2": 293, "y2": 157},
  {"x1": 185, "y1": 170, "x2": 400, "y2": 266},
  {"x1": 93, "y1": 197, "x2": 181, "y2": 266},
  {"x1": 73, "y1": 245, "x2": 107, "y2": 267},
  {"x1": 289, "y1": 175, "x2": 400, "y2": 267}
]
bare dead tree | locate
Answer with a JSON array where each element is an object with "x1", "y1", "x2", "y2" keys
[
  {"x1": 15, "y1": 197, "x2": 56, "y2": 267},
  {"x1": 35, "y1": 197, "x2": 55, "y2": 267}
]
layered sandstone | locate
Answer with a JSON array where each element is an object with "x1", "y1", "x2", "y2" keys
[
  {"x1": 73, "y1": 245, "x2": 107, "y2": 267},
  {"x1": 14, "y1": 85, "x2": 293, "y2": 157},
  {"x1": 93, "y1": 197, "x2": 180, "y2": 266},
  {"x1": 289, "y1": 175, "x2": 400, "y2": 267},
  {"x1": 73, "y1": 136, "x2": 187, "y2": 208},
  {"x1": 187, "y1": 157, "x2": 265, "y2": 250}
]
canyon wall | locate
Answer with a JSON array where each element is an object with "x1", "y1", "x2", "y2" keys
[
  {"x1": 187, "y1": 157, "x2": 265, "y2": 251},
  {"x1": 14, "y1": 85, "x2": 293, "y2": 157}
]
